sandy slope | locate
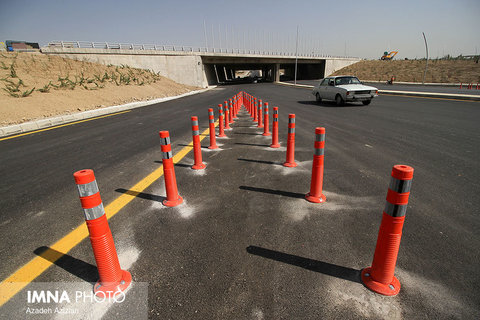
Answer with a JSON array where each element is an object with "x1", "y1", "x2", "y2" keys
[
  {"x1": 0, "y1": 52, "x2": 198, "y2": 125},
  {"x1": 332, "y1": 59, "x2": 480, "y2": 83}
]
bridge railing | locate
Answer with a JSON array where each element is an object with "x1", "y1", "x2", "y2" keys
[{"x1": 46, "y1": 41, "x2": 358, "y2": 59}]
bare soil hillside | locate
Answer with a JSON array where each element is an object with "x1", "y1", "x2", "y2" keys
[
  {"x1": 331, "y1": 59, "x2": 480, "y2": 84},
  {"x1": 0, "y1": 52, "x2": 198, "y2": 125}
]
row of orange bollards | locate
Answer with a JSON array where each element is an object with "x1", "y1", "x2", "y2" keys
[
  {"x1": 244, "y1": 91, "x2": 414, "y2": 296},
  {"x1": 70, "y1": 92, "x2": 243, "y2": 298},
  {"x1": 460, "y1": 82, "x2": 479, "y2": 90},
  {"x1": 245, "y1": 92, "x2": 325, "y2": 201},
  {"x1": 73, "y1": 90, "x2": 413, "y2": 298}
]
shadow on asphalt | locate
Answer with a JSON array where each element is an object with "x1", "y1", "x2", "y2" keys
[
  {"x1": 173, "y1": 163, "x2": 192, "y2": 168},
  {"x1": 233, "y1": 132, "x2": 264, "y2": 136},
  {"x1": 153, "y1": 160, "x2": 191, "y2": 168},
  {"x1": 237, "y1": 158, "x2": 281, "y2": 165},
  {"x1": 235, "y1": 142, "x2": 271, "y2": 147},
  {"x1": 297, "y1": 100, "x2": 363, "y2": 108},
  {"x1": 115, "y1": 188, "x2": 166, "y2": 202},
  {"x1": 34, "y1": 246, "x2": 98, "y2": 283},
  {"x1": 246, "y1": 246, "x2": 361, "y2": 284},
  {"x1": 239, "y1": 185, "x2": 304, "y2": 199}
]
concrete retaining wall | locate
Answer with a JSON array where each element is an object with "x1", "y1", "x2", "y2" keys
[
  {"x1": 41, "y1": 48, "x2": 208, "y2": 88},
  {"x1": 324, "y1": 59, "x2": 361, "y2": 76}
]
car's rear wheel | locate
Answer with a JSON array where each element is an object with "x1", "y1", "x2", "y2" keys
[
  {"x1": 315, "y1": 93, "x2": 322, "y2": 102},
  {"x1": 335, "y1": 94, "x2": 344, "y2": 106},
  {"x1": 362, "y1": 100, "x2": 371, "y2": 105}
]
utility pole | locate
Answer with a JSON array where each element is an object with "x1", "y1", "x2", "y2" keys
[
  {"x1": 294, "y1": 25, "x2": 299, "y2": 86},
  {"x1": 422, "y1": 32, "x2": 429, "y2": 85}
]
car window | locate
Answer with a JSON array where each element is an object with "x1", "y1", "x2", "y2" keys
[
  {"x1": 335, "y1": 77, "x2": 361, "y2": 85},
  {"x1": 320, "y1": 79, "x2": 328, "y2": 86}
]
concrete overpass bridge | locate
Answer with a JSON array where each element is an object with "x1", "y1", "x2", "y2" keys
[{"x1": 42, "y1": 41, "x2": 361, "y2": 88}]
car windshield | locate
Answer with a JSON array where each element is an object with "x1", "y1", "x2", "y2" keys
[{"x1": 335, "y1": 77, "x2": 361, "y2": 85}]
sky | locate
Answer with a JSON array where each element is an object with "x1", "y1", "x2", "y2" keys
[{"x1": 1, "y1": 0, "x2": 479, "y2": 59}]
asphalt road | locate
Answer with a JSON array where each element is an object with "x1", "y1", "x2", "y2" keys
[
  {"x1": 1, "y1": 84, "x2": 479, "y2": 319},
  {"x1": 287, "y1": 79, "x2": 480, "y2": 95}
]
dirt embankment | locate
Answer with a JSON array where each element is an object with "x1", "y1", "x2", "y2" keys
[
  {"x1": 0, "y1": 52, "x2": 199, "y2": 125},
  {"x1": 332, "y1": 59, "x2": 480, "y2": 83}
]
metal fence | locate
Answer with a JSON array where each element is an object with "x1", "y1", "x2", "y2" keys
[{"x1": 46, "y1": 41, "x2": 358, "y2": 59}]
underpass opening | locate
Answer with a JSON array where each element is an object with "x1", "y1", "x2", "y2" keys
[
  {"x1": 202, "y1": 55, "x2": 327, "y2": 85},
  {"x1": 204, "y1": 63, "x2": 277, "y2": 85},
  {"x1": 280, "y1": 62, "x2": 325, "y2": 81}
]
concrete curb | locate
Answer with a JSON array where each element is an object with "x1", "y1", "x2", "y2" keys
[
  {"x1": 276, "y1": 82, "x2": 480, "y2": 101},
  {"x1": 379, "y1": 90, "x2": 480, "y2": 101},
  {"x1": 362, "y1": 80, "x2": 465, "y2": 87},
  {"x1": 0, "y1": 86, "x2": 216, "y2": 138},
  {"x1": 277, "y1": 82, "x2": 314, "y2": 89}
]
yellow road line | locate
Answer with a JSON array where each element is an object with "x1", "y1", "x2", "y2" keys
[
  {"x1": 0, "y1": 121, "x2": 217, "y2": 307},
  {"x1": 0, "y1": 110, "x2": 131, "y2": 142}
]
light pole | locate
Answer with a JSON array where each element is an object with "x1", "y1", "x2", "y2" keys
[
  {"x1": 211, "y1": 24, "x2": 215, "y2": 50},
  {"x1": 422, "y1": 32, "x2": 429, "y2": 85},
  {"x1": 294, "y1": 25, "x2": 299, "y2": 86},
  {"x1": 203, "y1": 20, "x2": 208, "y2": 50}
]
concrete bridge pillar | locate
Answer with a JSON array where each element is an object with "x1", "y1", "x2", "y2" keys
[
  {"x1": 275, "y1": 63, "x2": 280, "y2": 82},
  {"x1": 223, "y1": 67, "x2": 229, "y2": 80}
]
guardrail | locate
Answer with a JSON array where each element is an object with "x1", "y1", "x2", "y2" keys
[{"x1": 46, "y1": 41, "x2": 358, "y2": 59}]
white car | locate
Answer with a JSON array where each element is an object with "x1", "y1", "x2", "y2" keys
[{"x1": 312, "y1": 76, "x2": 378, "y2": 105}]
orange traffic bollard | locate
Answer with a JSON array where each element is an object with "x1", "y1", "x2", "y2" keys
[
  {"x1": 229, "y1": 99, "x2": 234, "y2": 123},
  {"x1": 208, "y1": 108, "x2": 218, "y2": 149},
  {"x1": 262, "y1": 102, "x2": 271, "y2": 136},
  {"x1": 305, "y1": 127, "x2": 326, "y2": 203},
  {"x1": 257, "y1": 99, "x2": 264, "y2": 128},
  {"x1": 250, "y1": 95, "x2": 254, "y2": 117},
  {"x1": 236, "y1": 93, "x2": 241, "y2": 115},
  {"x1": 253, "y1": 98, "x2": 258, "y2": 121},
  {"x1": 73, "y1": 169, "x2": 132, "y2": 297},
  {"x1": 283, "y1": 114, "x2": 297, "y2": 167},
  {"x1": 217, "y1": 104, "x2": 226, "y2": 137},
  {"x1": 270, "y1": 107, "x2": 280, "y2": 148},
  {"x1": 232, "y1": 98, "x2": 238, "y2": 119},
  {"x1": 224, "y1": 101, "x2": 231, "y2": 130},
  {"x1": 361, "y1": 165, "x2": 414, "y2": 296},
  {"x1": 159, "y1": 131, "x2": 183, "y2": 207},
  {"x1": 191, "y1": 116, "x2": 206, "y2": 170}
]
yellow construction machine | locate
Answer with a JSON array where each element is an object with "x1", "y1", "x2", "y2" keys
[{"x1": 381, "y1": 51, "x2": 398, "y2": 60}]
